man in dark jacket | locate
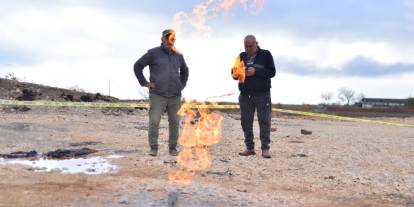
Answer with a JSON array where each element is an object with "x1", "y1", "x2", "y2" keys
[
  {"x1": 232, "y1": 35, "x2": 276, "y2": 158},
  {"x1": 134, "y1": 29, "x2": 189, "y2": 156}
]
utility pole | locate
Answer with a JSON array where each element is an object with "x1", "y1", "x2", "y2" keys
[{"x1": 108, "y1": 80, "x2": 111, "y2": 96}]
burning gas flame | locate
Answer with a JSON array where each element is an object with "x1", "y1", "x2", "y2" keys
[
  {"x1": 169, "y1": 102, "x2": 224, "y2": 185},
  {"x1": 166, "y1": 30, "x2": 181, "y2": 55},
  {"x1": 173, "y1": 0, "x2": 266, "y2": 35},
  {"x1": 232, "y1": 55, "x2": 246, "y2": 83},
  {"x1": 252, "y1": 0, "x2": 265, "y2": 13},
  {"x1": 218, "y1": 0, "x2": 239, "y2": 15}
]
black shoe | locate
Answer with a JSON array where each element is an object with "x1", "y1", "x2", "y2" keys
[
  {"x1": 149, "y1": 149, "x2": 158, "y2": 156},
  {"x1": 239, "y1": 149, "x2": 256, "y2": 156},
  {"x1": 169, "y1": 148, "x2": 179, "y2": 156}
]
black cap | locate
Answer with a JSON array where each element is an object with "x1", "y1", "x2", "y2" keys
[{"x1": 162, "y1": 29, "x2": 175, "y2": 38}]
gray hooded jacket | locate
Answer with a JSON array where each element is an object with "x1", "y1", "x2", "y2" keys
[{"x1": 134, "y1": 46, "x2": 189, "y2": 97}]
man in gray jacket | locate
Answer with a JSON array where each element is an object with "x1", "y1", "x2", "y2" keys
[{"x1": 134, "y1": 29, "x2": 189, "y2": 156}]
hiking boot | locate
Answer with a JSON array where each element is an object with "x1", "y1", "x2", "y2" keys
[
  {"x1": 148, "y1": 148, "x2": 158, "y2": 157},
  {"x1": 169, "y1": 148, "x2": 179, "y2": 156},
  {"x1": 262, "y1": 149, "x2": 271, "y2": 158},
  {"x1": 239, "y1": 148, "x2": 256, "y2": 156}
]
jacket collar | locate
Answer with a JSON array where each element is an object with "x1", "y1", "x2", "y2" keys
[
  {"x1": 243, "y1": 47, "x2": 262, "y2": 59},
  {"x1": 160, "y1": 43, "x2": 173, "y2": 55}
]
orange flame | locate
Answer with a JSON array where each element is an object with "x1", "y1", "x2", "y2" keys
[
  {"x1": 218, "y1": 0, "x2": 238, "y2": 15},
  {"x1": 169, "y1": 102, "x2": 224, "y2": 185},
  {"x1": 232, "y1": 55, "x2": 246, "y2": 83},
  {"x1": 173, "y1": 0, "x2": 266, "y2": 35},
  {"x1": 166, "y1": 30, "x2": 181, "y2": 55},
  {"x1": 252, "y1": 0, "x2": 265, "y2": 13}
]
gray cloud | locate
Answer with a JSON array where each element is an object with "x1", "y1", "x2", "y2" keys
[{"x1": 278, "y1": 56, "x2": 414, "y2": 77}]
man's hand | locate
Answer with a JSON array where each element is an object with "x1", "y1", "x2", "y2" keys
[
  {"x1": 246, "y1": 67, "x2": 255, "y2": 77},
  {"x1": 145, "y1": 82, "x2": 155, "y2": 89}
]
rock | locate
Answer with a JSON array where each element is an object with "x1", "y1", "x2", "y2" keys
[
  {"x1": 235, "y1": 188, "x2": 248, "y2": 193},
  {"x1": 0, "y1": 123, "x2": 33, "y2": 132},
  {"x1": 289, "y1": 140, "x2": 304, "y2": 143},
  {"x1": 290, "y1": 154, "x2": 308, "y2": 158},
  {"x1": 15, "y1": 106, "x2": 31, "y2": 112},
  {"x1": 69, "y1": 141, "x2": 102, "y2": 147},
  {"x1": 324, "y1": 175, "x2": 335, "y2": 180},
  {"x1": 102, "y1": 108, "x2": 134, "y2": 116},
  {"x1": 101, "y1": 108, "x2": 121, "y2": 116},
  {"x1": 16, "y1": 89, "x2": 37, "y2": 101},
  {"x1": 86, "y1": 168, "x2": 96, "y2": 172},
  {"x1": 5, "y1": 106, "x2": 31, "y2": 113},
  {"x1": 114, "y1": 149, "x2": 140, "y2": 154},
  {"x1": 270, "y1": 127, "x2": 277, "y2": 132},
  {"x1": 80, "y1": 95, "x2": 93, "y2": 102},
  {"x1": 190, "y1": 111, "x2": 202, "y2": 125},
  {"x1": 61, "y1": 93, "x2": 74, "y2": 102},
  {"x1": 118, "y1": 196, "x2": 129, "y2": 205},
  {"x1": 163, "y1": 160, "x2": 177, "y2": 167},
  {"x1": 301, "y1": 129, "x2": 312, "y2": 135},
  {"x1": 95, "y1": 93, "x2": 112, "y2": 102},
  {"x1": 206, "y1": 169, "x2": 233, "y2": 177},
  {"x1": 45, "y1": 148, "x2": 98, "y2": 159},
  {"x1": 0, "y1": 150, "x2": 38, "y2": 159},
  {"x1": 168, "y1": 192, "x2": 179, "y2": 207},
  {"x1": 80, "y1": 93, "x2": 114, "y2": 102}
]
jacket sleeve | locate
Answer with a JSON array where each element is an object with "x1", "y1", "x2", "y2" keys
[
  {"x1": 254, "y1": 51, "x2": 276, "y2": 78},
  {"x1": 180, "y1": 55, "x2": 189, "y2": 89},
  {"x1": 133, "y1": 50, "x2": 152, "y2": 86}
]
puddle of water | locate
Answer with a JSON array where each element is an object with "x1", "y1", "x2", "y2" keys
[{"x1": 0, "y1": 155, "x2": 122, "y2": 175}]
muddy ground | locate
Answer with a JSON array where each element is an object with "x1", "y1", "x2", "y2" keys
[{"x1": 0, "y1": 106, "x2": 413, "y2": 207}]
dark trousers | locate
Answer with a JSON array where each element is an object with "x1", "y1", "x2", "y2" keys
[{"x1": 239, "y1": 92, "x2": 272, "y2": 150}]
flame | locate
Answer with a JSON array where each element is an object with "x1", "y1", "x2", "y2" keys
[
  {"x1": 166, "y1": 30, "x2": 182, "y2": 55},
  {"x1": 232, "y1": 55, "x2": 246, "y2": 83},
  {"x1": 173, "y1": 0, "x2": 266, "y2": 35},
  {"x1": 169, "y1": 101, "x2": 224, "y2": 185},
  {"x1": 239, "y1": 0, "x2": 249, "y2": 10},
  {"x1": 252, "y1": 0, "x2": 265, "y2": 13},
  {"x1": 218, "y1": 0, "x2": 238, "y2": 15},
  {"x1": 173, "y1": 0, "x2": 213, "y2": 35}
]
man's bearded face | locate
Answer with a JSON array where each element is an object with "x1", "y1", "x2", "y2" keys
[{"x1": 163, "y1": 32, "x2": 176, "y2": 47}]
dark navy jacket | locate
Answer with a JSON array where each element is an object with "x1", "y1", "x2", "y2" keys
[{"x1": 238, "y1": 48, "x2": 276, "y2": 95}]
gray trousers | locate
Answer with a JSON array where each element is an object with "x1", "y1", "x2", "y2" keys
[
  {"x1": 148, "y1": 93, "x2": 181, "y2": 150},
  {"x1": 239, "y1": 92, "x2": 272, "y2": 150}
]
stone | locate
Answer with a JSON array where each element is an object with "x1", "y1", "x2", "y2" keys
[{"x1": 301, "y1": 129, "x2": 312, "y2": 135}]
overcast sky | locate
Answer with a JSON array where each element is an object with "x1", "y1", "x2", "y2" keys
[{"x1": 1, "y1": 0, "x2": 414, "y2": 104}]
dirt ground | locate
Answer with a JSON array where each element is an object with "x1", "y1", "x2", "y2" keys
[{"x1": 0, "y1": 106, "x2": 413, "y2": 207}]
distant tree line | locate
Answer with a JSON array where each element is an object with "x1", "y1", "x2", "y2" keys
[
  {"x1": 321, "y1": 88, "x2": 414, "y2": 108},
  {"x1": 3, "y1": 72, "x2": 19, "y2": 81},
  {"x1": 405, "y1": 98, "x2": 414, "y2": 107},
  {"x1": 320, "y1": 87, "x2": 364, "y2": 106}
]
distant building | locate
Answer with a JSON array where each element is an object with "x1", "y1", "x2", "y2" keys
[{"x1": 361, "y1": 98, "x2": 406, "y2": 108}]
